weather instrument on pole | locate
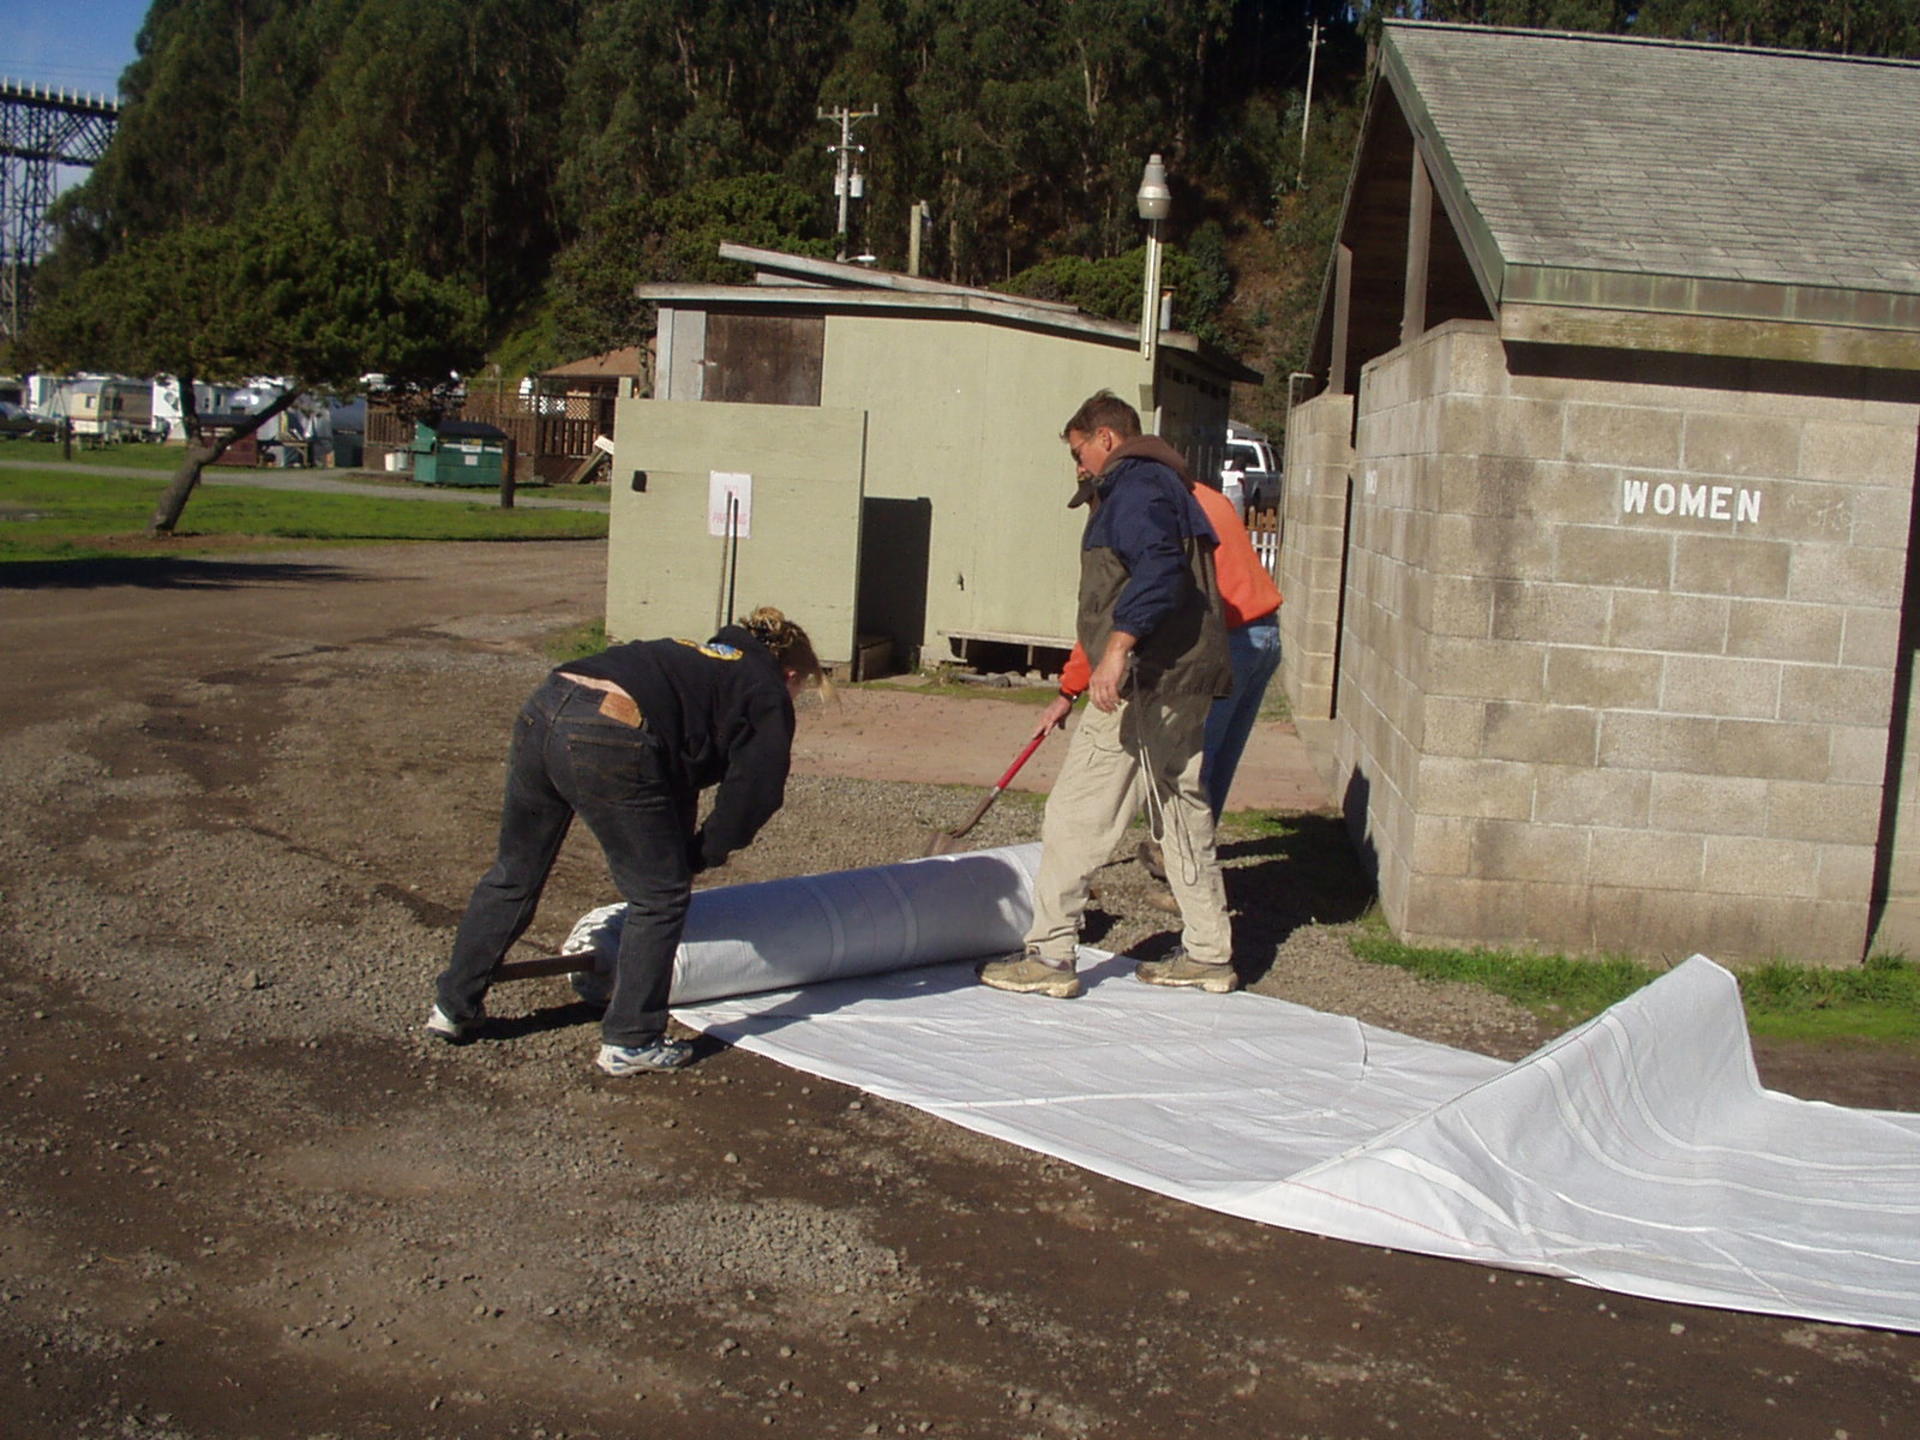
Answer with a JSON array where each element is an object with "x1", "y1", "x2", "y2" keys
[{"x1": 818, "y1": 104, "x2": 879, "y2": 263}]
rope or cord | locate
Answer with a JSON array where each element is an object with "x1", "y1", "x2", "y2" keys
[{"x1": 1129, "y1": 661, "x2": 1205, "y2": 892}]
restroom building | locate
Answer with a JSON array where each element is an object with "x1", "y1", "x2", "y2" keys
[{"x1": 1279, "y1": 23, "x2": 1920, "y2": 963}]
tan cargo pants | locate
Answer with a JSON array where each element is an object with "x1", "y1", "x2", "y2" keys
[{"x1": 1025, "y1": 690, "x2": 1232, "y2": 968}]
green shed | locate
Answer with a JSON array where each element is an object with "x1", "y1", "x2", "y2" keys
[{"x1": 612, "y1": 245, "x2": 1259, "y2": 674}]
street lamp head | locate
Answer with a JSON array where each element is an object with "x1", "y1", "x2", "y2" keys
[{"x1": 1136, "y1": 153, "x2": 1171, "y2": 222}]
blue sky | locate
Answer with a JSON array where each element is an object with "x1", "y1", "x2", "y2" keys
[{"x1": 1, "y1": 0, "x2": 146, "y2": 98}]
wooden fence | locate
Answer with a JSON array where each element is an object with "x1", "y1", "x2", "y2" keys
[{"x1": 366, "y1": 391, "x2": 616, "y2": 483}]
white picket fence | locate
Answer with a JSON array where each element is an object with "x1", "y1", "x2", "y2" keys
[{"x1": 1248, "y1": 506, "x2": 1281, "y2": 576}]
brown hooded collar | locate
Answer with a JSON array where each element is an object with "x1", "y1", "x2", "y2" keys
[{"x1": 1068, "y1": 433, "x2": 1194, "y2": 508}]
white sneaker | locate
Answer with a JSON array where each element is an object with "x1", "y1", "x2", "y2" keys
[
  {"x1": 597, "y1": 1038, "x2": 694, "y2": 1075},
  {"x1": 425, "y1": 1002, "x2": 482, "y2": 1043}
]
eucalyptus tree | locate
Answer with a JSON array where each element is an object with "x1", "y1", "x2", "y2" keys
[
  {"x1": 271, "y1": 0, "x2": 580, "y2": 313},
  {"x1": 549, "y1": 175, "x2": 832, "y2": 358}
]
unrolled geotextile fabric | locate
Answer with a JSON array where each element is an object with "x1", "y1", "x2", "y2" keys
[{"x1": 566, "y1": 843, "x2": 1920, "y2": 1333}]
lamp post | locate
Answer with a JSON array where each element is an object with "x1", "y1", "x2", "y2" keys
[
  {"x1": 1136, "y1": 153, "x2": 1170, "y2": 362},
  {"x1": 1297, "y1": 18, "x2": 1320, "y2": 190}
]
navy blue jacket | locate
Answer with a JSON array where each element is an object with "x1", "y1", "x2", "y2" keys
[{"x1": 1076, "y1": 437, "x2": 1231, "y2": 699}]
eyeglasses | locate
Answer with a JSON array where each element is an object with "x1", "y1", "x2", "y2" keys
[{"x1": 1069, "y1": 431, "x2": 1107, "y2": 469}]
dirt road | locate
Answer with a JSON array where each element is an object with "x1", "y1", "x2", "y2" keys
[{"x1": 2, "y1": 540, "x2": 1916, "y2": 1438}]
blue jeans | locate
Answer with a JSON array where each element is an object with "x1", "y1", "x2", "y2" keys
[
  {"x1": 435, "y1": 673, "x2": 694, "y2": 1048},
  {"x1": 1202, "y1": 616, "x2": 1282, "y2": 819}
]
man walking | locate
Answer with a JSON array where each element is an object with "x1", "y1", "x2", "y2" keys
[
  {"x1": 978, "y1": 391, "x2": 1238, "y2": 998},
  {"x1": 1056, "y1": 449, "x2": 1283, "y2": 839}
]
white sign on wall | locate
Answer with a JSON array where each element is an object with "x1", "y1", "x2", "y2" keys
[
  {"x1": 1622, "y1": 478, "x2": 1762, "y2": 524},
  {"x1": 709, "y1": 471, "x2": 753, "y2": 538}
]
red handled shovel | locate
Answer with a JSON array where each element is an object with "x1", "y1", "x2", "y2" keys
[{"x1": 923, "y1": 729, "x2": 1049, "y2": 856}]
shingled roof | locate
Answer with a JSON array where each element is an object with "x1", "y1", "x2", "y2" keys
[{"x1": 1380, "y1": 21, "x2": 1920, "y2": 344}]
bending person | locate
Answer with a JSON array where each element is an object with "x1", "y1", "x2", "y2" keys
[{"x1": 427, "y1": 607, "x2": 826, "y2": 1075}]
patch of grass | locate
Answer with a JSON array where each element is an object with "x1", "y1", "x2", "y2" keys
[
  {"x1": 1234, "y1": 810, "x2": 1315, "y2": 840},
  {"x1": 1349, "y1": 927, "x2": 1659, "y2": 1027},
  {"x1": 533, "y1": 485, "x2": 609, "y2": 506},
  {"x1": 1741, "y1": 953, "x2": 1920, "y2": 1044},
  {"x1": 546, "y1": 620, "x2": 608, "y2": 663},
  {"x1": 2, "y1": 441, "x2": 611, "y2": 498},
  {"x1": 0, "y1": 469, "x2": 606, "y2": 561},
  {"x1": 0, "y1": 437, "x2": 187, "y2": 469},
  {"x1": 1348, "y1": 923, "x2": 1920, "y2": 1045}
]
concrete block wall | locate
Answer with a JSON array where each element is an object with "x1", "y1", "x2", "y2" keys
[
  {"x1": 1277, "y1": 391, "x2": 1356, "y2": 721},
  {"x1": 1330, "y1": 325, "x2": 1462, "y2": 935},
  {"x1": 1875, "y1": 584, "x2": 1920, "y2": 958},
  {"x1": 1332, "y1": 319, "x2": 1920, "y2": 965}
]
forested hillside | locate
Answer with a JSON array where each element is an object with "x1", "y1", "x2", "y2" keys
[{"x1": 30, "y1": 0, "x2": 1920, "y2": 431}]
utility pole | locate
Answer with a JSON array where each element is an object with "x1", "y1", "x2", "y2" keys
[
  {"x1": 818, "y1": 104, "x2": 879, "y2": 262},
  {"x1": 907, "y1": 200, "x2": 929, "y2": 277},
  {"x1": 1296, "y1": 18, "x2": 1320, "y2": 191}
]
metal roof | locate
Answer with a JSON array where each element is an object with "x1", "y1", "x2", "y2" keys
[
  {"x1": 635, "y1": 245, "x2": 1262, "y2": 383},
  {"x1": 720, "y1": 243, "x2": 1080, "y2": 311},
  {"x1": 1384, "y1": 21, "x2": 1920, "y2": 335}
]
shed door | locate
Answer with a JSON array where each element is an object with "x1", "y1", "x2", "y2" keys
[
  {"x1": 609, "y1": 400, "x2": 867, "y2": 665},
  {"x1": 705, "y1": 313, "x2": 825, "y2": 406}
]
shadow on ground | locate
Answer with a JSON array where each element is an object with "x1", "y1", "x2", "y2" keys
[
  {"x1": 0, "y1": 554, "x2": 364, "y2": 591},
  {"x1": 1224, "y1": 812, "x2": 1377, "y2": 984}
]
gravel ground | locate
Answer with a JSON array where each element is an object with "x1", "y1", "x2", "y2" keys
[{"x1": 2, "y1": 540, "x2": 1916, "y2": 1439}]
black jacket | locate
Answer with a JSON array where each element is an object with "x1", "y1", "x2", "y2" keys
[{"x1": 561, "y1": 626, "x2": 794, "y2": 869}]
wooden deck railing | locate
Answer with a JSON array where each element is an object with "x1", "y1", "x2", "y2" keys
[{"x1": 366, "y1": 392, "x2": 618, "y2": 482}]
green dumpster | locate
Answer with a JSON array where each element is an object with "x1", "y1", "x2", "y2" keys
[
  {"x1": 406, "y1": 420, "x2": 436, "y2": 477},
  {"x1": 413, "y1": 419, "x2": 508, "y2": 487}
]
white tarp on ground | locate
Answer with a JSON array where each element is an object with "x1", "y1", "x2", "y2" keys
[{"x1": 569, "y1": 844, "x2": 1920, "y2": 1332}]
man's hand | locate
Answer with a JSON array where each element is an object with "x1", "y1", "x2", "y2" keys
[
  {"x1": 1032, "y1": 693, "x2": 1075, "y2": 740},
  {"x1": 1089, "y1": 632, "x2": 1137, "y2": 713}
]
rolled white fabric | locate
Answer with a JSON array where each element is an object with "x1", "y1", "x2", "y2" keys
[{"x1": 562, "y1": 841, "x2": 1042, "y2": 1006}]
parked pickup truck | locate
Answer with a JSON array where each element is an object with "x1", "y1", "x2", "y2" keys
[{"x1": 1221, "y1": 421, "x2": 1281, "y2": 514}]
